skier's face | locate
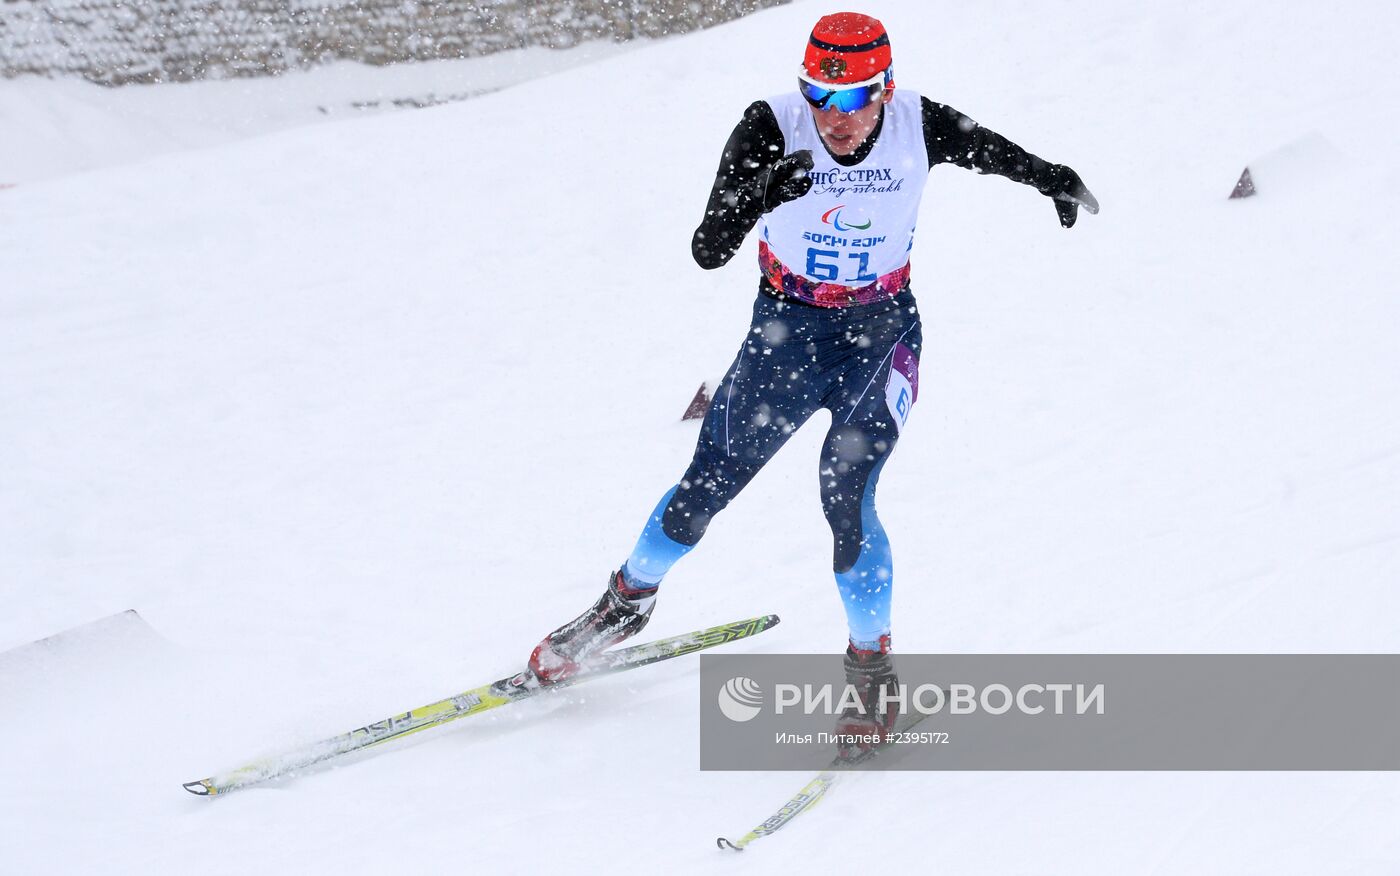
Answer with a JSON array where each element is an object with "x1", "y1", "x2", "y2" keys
[{"x1": 809, "y1": 89, "x2": 893, "y2": 156}]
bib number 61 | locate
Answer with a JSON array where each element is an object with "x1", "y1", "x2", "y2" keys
[{"x1": 806, "y1": 248, "x2": 877, "y2": 284}]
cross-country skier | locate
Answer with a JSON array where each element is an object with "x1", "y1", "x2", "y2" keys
[{"x1": 522, "y1": 11, "x2": 1097, "y2": 757}]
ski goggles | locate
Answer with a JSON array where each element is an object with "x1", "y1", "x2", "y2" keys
[{"x1": 797, "y1": 68, "x2": 890, "y2": 113}]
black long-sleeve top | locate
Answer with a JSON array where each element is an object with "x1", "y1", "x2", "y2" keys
[{"x1": 691, "y1": 96, "x2": 1065, "y2": 270}]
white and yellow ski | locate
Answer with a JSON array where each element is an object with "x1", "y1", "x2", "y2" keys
[
  {"x1": 183, "y1": 614, "x2": 779, "y2": 796},
  {"x1": 717, "y1": 709, "x2": 929, "y2": 851}
]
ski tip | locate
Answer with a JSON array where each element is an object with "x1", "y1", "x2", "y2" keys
[
  {"x1": 182, "y1": 779, "x2": 215, "y2": 797},
  {"x1": 751, "y1": 614, "x2": 780, "y2": 632},
  {"x1": 716, "y1": 837, "x2": 744, "y2": 852}
]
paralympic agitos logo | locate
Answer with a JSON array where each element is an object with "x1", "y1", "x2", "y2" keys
[{"x1": 821, "y1": 205, "x2": 872, "y2": 232}]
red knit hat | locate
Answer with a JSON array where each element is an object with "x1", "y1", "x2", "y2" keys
[{"x1": 802, "y1": 12, "x2": 893, "y2": 86}]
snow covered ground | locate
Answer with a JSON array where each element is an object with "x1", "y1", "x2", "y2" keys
[
  {"x1": 3, "y1": 1, "x2": 1399, "y2": 872},
  {"x1": 0, "y1": 40, "x2": 639, "y2": 185}
]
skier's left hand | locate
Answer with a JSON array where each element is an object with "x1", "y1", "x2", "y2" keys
[{"x1": 1041, "y1": 164, "x2": 1099, "y2": 228}]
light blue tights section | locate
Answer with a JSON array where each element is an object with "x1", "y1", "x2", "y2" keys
[
  {"x1": 622, "y1": 486, "x2": 694, "y2": 587},
  {"x1": 834, "y1": 462, "x2": 893, "y2": 651},
  {"x1": 625, "y1": 481, "x2": 893, "y2": 649}
]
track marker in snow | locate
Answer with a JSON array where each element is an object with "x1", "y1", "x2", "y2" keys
[
  {"x1": 1229, "y1": 167, "x2": 1256, "y2": 199},
  {"x1": 682, "y1": 382, "x2": 711, "y2": 420}
]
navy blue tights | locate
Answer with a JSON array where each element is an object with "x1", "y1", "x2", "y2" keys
[{"x1": 623, "y1": 286, "x2": 922, "y2": 649}]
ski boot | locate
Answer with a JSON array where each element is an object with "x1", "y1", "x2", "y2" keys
[
  {"x1": 521, "y1": 569, "x2": 656, "y2": 687},
  {"x1": 833, "y1": 635, "x2": 898, "y2": 763}
]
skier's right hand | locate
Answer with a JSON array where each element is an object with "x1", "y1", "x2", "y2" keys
[{"x1": 759, "y1": 150, "x2": 814, "y2": 212}]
